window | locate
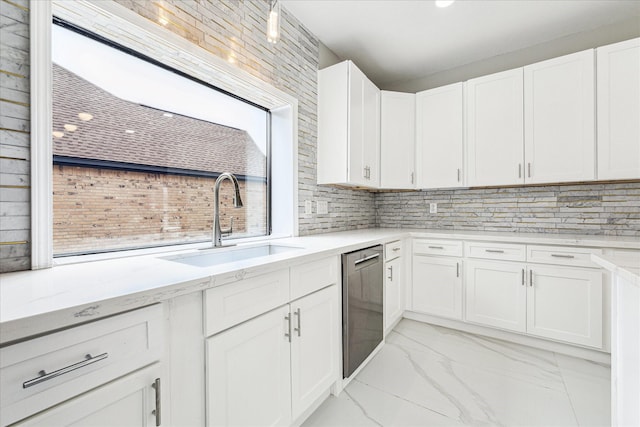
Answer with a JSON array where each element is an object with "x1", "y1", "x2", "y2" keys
[{"x1": 51, "y1": 21, "x2": 271, "y2": 256}]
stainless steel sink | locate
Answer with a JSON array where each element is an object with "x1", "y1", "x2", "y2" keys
[{"x1": 162, "y1": 243, "x2": 302, "y2": 267}]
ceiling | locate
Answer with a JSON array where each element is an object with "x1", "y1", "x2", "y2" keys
[{"x1": 281, "y1": 0, "x2": 640, "y2": 87}]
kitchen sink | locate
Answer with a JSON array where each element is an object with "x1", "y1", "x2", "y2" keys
[{"x1": 162, "y1": 243, "x2": 302, "y2": 267}]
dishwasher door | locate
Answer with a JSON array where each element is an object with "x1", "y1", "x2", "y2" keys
[{"x1": 342, "y1": 245, "x2": 384, "y2": 378}]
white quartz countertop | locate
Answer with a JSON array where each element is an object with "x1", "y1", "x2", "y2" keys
[
  {"x1": 1, "y1": 228, "x2": 639, "y2": 345},
  {"x1": 591, "y1": 254, "x2": 640, "y2": 287}
]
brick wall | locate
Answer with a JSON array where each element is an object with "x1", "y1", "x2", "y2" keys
[
  {"x1": 376, "y1": 182, "x2": 640, "y2": 236},
  {"x1": 53, "y1": 165, "x2": 266, "y2": 254}
]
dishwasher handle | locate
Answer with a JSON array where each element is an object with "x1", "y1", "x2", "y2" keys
[{"x1": 354, "y1": 253, "x2": 380, "y2": 266}]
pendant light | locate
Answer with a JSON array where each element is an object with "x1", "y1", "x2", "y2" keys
[{"x1": 267, "y1": 0, "x2": 281, "y2": 44}]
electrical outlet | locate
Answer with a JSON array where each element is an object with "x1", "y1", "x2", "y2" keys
[
  {"x1": 317, "y1": 200, "x2": 328, "y2": 215},
  {"x1": 305, "y1": 200, "x2": 312, "y2": 215},
  {"x1": 429, "y1": 203, "x2": 437, "y2": 214}
]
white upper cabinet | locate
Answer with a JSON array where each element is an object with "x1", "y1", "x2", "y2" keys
[
  {"x1": 416, "y1": 83, "x2": 464, "y2": 188},
  {"x1": 466, "y1": 69, "x2": 524, "y2": 187},
  {"x1": 524, "y1": 49, "x2": 595, "y2": 184},
  {"x1": 596, "y1": 38, "x2": 640, "y2": 180},
  {"x1": 380, "y1": 91, "x2": 416, "y2": 189},
  {"x1": 318, "y1": 60, "x2": 380, "y2": 188}
]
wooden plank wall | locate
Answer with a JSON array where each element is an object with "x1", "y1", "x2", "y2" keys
[{"x1": 1, "y1": 0, "x2": 30, "y2": 272}]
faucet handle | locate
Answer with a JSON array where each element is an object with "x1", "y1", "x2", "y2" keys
[{"x1": 221, "y1": 217, "x2": 234, "y2": 237}]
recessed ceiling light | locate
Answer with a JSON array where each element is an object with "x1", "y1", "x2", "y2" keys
[
  {"x1": 435, "y1": 0, "x2": 455, "y2": 8},
  {"x1": 52, "y1": 131, "x2": 64, "y2": 138},
  {"x1": 78, "y1": 112, "x2": 93, "y2": 121},
  {"x1": 64, "y1": 124, "x2": 78, "y2": 132},
  {"x1": 163, "y1": 113, "x2": 174, "y2": 118},
  {"x1": 125, "y1": 129, "x2": 135, "y2": 134}
]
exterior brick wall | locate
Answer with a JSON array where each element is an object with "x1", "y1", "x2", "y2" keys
[{"x1": 53, "y1": 165, "x2": 266, "y2": 254}]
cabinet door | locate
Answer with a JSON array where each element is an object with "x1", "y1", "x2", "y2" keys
[
  {"x1": 524, "y1": 49, "x2": 595, "y2": 184},
  {"x1": 466, "y1": 68, "x2": 524, "y2": 186},
  {"x1": 206, "y1": 306, "x2": 292, "y2": 427},
  {"x1": 290, "y1": 286, "x2": 340, "y2": 420},
  {"x1": 380, "y1": 91, "x2": 416, "y2": 189},
  {"x1": 16, "y1": 364, "x2": 162, "y2": 426},
  {"x1": 597, "y1": 38, "x2": 640, "y2": 180},
  {"x1": 412, "y1": 255, "x2": 462, "y2": 320},
  {"x1": 416, "y1": 83, "x2": 464, "y2": 188},
  {"x1": 527, "y1": 265, "x2": 603, "y2": 348},
  {"x1": 384, "y1": 257, "x2": 403, "y2": 331},
  {"x1": 465, "y1": 259, "x2": 526, "y2": 332},
  {"x1": 349, "y1": 62, "x2": 380, "y2": 187}
]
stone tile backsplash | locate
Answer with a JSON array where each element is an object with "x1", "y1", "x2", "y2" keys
[{"x1": 375, "y1": 182, "x2": 640, "y2": 236}]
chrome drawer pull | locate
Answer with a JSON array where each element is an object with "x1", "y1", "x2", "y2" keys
[
  {"x1": 23, "y1": 352, "x2": 108, "y2": 389},
  {"x1": 294, "y1": 308, "x2": 301, "y2": 337},
  {"x1": 428, "y1": 246, "x2": 444, "y2": 249},
  {"x1": 152, "y1": 378, "x2": 161, "y2": 426},
  {"x1": 521, "y1": 269, "x2": 525, "y2": 286},
  {"x1": 485, "y1": 249, "x2": 505, "y2": 253},
  {"x1": 392, "y1": 247, "x2": 400, "y2": 252},
  {"x1": 551, "y1": 254, "x2": 575, "y2": 259}
]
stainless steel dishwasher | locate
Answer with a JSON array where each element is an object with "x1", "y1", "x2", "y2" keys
[{"x1": 342, "y1": 245, "x2": 384, "y2": 378}]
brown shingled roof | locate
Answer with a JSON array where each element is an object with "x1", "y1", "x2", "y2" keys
[{"x1": 52, "y1": 63, "x2": 266, "y2": 178}]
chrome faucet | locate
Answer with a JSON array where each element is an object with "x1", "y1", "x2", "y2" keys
[{"x1": 213, "y1": 172, "x2": 243, "y2": 247}]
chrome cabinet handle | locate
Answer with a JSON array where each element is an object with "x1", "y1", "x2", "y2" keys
[
  {"x1": 521, "y1": 268, "x2": 525, "y2": 286},
  {"x1": 392, "y1": 247, "x2": 400, "y2": 252},
  {"x1": 428, "y1": 246, "x2": 444, "y2": 249},
  {"x1": 528, "y1": 163, "x2": 531, "y2": 178},
  {"x1": 294, "y1": 308, "x2": 301, "y2": 337},
  {"x1": 152, "y1": 378, "x2": 161, "y2": 426},
  {"x1": 519, "y1": 164, "x2": 522, "y2": 178},
  {"x1": 485, "y1": 249, "x2": 505, "y2": 253},
  {"x1": 551, "y1": 254, "x2": 575, "y2": 259},
  {"x1": 529, "y1": 270, "x2": 533, "y2": 287},
  {"x1": 457, "y1": 168, "x2": 461, "y2": 182},
  {"x1": 388, "y1": 265, "x2": 393, "y2": 281},
  {"x1": 23, "y1": 353, "x2": 108, "y2": 389},
  {"x1": 284, "y1": 313, "x2": 292, "y2": 342},
  {"x1": 456, "y1": 262, "x2": 459, "y2": 278},
  {"x1": 410, "y1": 172, "x2": 414, "y2": 184}
]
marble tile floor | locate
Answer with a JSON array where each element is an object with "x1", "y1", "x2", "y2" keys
[{"x1": 303, "y1": 319, "x2": 611, "y2": 427}]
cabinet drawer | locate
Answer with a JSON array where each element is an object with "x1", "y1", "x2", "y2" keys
[
  {"x1": 465, "y1": 242, "x2": 526, "y2": 261},
  {"x1": 290, "y1": 256, "x2": 338, "y2": 301},
  {"x1": 385, "y1": 240, "x2": 403, "y2": 260},
  {"x1": 527, "y1": 245, "x2": 603, "y2": 268},
  {"x1": 204, "y1": 269, "x2": 290, "y2": 336},
  {"x1": 413, "y1": 239, "x2": 463, "y2": 257},
  {"x1": 0, "y1": 304, "x2": 163, "y2": 426}
]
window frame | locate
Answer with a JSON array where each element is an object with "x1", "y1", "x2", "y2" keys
[{"x1": 31, "y1": 0, "x2": 298, "y2": 268}]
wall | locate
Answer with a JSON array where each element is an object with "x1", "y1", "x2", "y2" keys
[
  {"x1": 385, "y1": 16, "x2": 640, "y2": 92},
  {"x1": 0, "y1": 0, "x2": 376, "y2": 272},
  {"x1": 376, "y1": 182, "x2": 640, "y2": 236},
  {"x1": 0, "y1": 0, "x2": 30, "y2": 273}
]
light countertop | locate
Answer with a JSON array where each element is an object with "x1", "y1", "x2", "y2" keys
[
  {"x1": 1, "y1": 228, "x2": 639, "y2": 345},
  {"x1": 591, "y1": 254, "x2": 640, "y2": 287}
]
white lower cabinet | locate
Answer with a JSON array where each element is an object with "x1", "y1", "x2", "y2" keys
[
  {"x1": 15, "y1": 364, "x2": 162, "y2": 427},
  {"x1": 465, "y1": 259, "x2": 603, "y2": 348},
  {"x1": 412, "y1": 255, "x2": 463, "y2": 320},
  {"x1": 527, "y1": 264, "x2": 603, "y2": 347},
  {"x1": 384, "y1": 256, "x2": 403, "y2": 331},
  {"x1": 465, "y1": 259, "x2": 527, "y2": 332},
  {"x1": 206, "y1": 285, "x2": 339, "y2": 426}
]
